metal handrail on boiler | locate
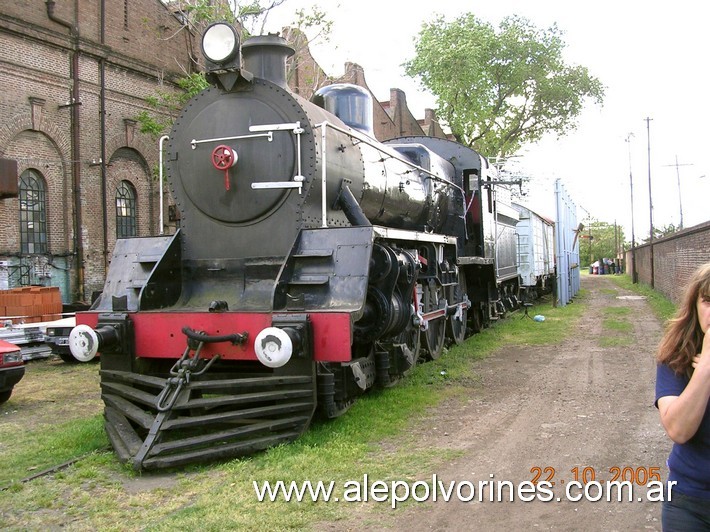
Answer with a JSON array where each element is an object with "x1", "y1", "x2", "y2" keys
[
  {"x1": 163, "y1": 121, "x2": 468, "y2": 232},
  {"x1": 314, "y1": 121, "x2": 466, "y2": 229},
  {"x1": 248, "y1": 122, "x2": 306, "y2": 194}
]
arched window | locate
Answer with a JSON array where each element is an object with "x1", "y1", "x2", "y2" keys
[
  {"x1": 116, "y1": 180, "x2": 137, "y2": 238},
  {"x1": 19, "y1": 169, "x2": 47, "y2": 254}
]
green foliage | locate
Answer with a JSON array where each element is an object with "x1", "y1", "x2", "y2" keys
[
  {"x1": 135, "y1": 72, "x2": 209, "y2": 139},
  {"x1": 640, "y1": 223, "x2": 678, "y2": 243},
  {"x1": 176, "y1": 71, "x2": 211, "y2": 95},
  {"x1": 405, "y1": 14, "x2": 605, "y2": 158},
  {"x1": 293, "y1": 6, "x2": 331, "y2": 32},
  {"x1": 579, "y1": 220, "x2": 625, "y2": 266},
  {"x1": 187, "y1": 0, "x2": 237, "y2": 24},
  {"x1": 162, "y1": 0, "x2": 289, "y2": 38},
  {"x1": 135, "y1": 110, "x2": 164, "y2": 139}
]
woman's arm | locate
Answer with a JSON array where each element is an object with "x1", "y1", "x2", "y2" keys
[{"x1": 658, "y1": 334, "x2": 710, "y2": 443}]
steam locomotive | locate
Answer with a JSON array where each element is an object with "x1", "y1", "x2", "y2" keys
[{"x1": 69, "y1": 23, "x2": 523, "y2": 470}]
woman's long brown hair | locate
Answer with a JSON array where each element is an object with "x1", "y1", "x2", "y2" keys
[{"x1": 657, "y1": 263, "x2": 710, "y2": 375}]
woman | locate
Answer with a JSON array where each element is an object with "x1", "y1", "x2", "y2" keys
[{"x1": 656, "y1": 262, "x2": 710, "y2": 530}]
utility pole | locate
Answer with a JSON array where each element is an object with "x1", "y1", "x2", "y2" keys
[
  {"x1": 589, "y1": 222, "x2": 593, "y2": 266},
  {"x1": 646, "y1": 117, "x2": 654, "y2": 288},
  {"x1": 625, "y1": 133, "x2": 637, "y2": 283},
  {"x1": 662, "y1": 155, "x2": 693, "y2": 230}
]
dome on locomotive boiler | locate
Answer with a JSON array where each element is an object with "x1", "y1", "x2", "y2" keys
[{"x1": 311, "y1": 84, "x2": 375, "y2": 137}]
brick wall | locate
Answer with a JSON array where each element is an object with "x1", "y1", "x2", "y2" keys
[
  {"x1": 625, "y1": 221, "x2": 710, "y2": 304},
  {"x1": 333, "y1": 62, "x2": 449, "y2": 141},
  {"x1": 0, "y1": 128, "x2": 71, "y2": 255},
  {"x1": 0, "y1": 0, "x2": 193, "y2": 302},
  {"x1": 2, "y1": 0, "x2": 197, "y2": 77}
]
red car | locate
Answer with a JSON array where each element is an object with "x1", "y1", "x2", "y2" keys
[{"x1": 0, "y1": 339, "x2": 25, "y2": 404}]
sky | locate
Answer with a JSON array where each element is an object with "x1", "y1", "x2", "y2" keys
[{"x1": 264, "y1": 0, "x2": 710, "y2": 241}]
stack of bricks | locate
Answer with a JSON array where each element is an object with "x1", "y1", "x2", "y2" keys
[{"x1": 0, "y1": 287, "x2": 63, "y2": 324}]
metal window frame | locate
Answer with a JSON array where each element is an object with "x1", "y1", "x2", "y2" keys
[
  {"x1": 19, "y1": 169, "x2": 47, "y2": 254},
  {"x1": 116, "y1": 180, "x2": 137, "y2": 238}
]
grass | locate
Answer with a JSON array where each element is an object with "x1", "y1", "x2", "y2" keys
[
  {"x1": 604, "y1": 306, "x2": 631, "y2": 316},
  {"x1": 599, "y1": 310, "x2": 633, "y2": 347},
  {"x1": 608, "y1": 274, "x2": 677, "y2": 323},
  {"x1": 599, "y1": 336, "x2": 632, "y2": 347},
  {"x1": 1, "y1": 415, "x2": 107, "y2": 488},
  {"x1": 0, "y1": 295, "x2": 587, "y2": 530},
  {"x1": 602, "y1": 318, "x2": 631, "y2": 332},
  {"x1": 597, "y1": 273, "x2": 678, "y2": 348},
  {"x1": 0, "y1": 358, "x2": 105, "y2": 487}
]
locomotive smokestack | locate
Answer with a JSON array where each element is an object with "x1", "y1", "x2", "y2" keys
[{"x1": 241, "y1": 34, "x2": 294, "y2": 88}]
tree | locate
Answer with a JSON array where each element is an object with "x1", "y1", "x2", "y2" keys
[
  {"x1": 635, "y1": 223, "x2": 678, "y2": 245},
  {"x1": 579, "y1": 220, "x2": 625, "y2": 267},
  {"x1": 404, "y1": 14, "x2": 605, "y2": 158},
  {"x1": 282, "y1": 9, "x2": 333, "y2": 96},
  {"x1": 163, "y1": 0, "x2": 288, "y2": 37},
  {"x1": 655, "y1": 223, "x2": 678, "y2": 240},
  {"x1": 138, "y1": 0, "x2": 331, "y2": 139}
]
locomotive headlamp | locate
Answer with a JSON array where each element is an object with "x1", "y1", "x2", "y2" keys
[{"x1": 202, "y1": 22, "x2": 240, "y2": 64}]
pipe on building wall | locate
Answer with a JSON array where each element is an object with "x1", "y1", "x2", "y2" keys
[
  {"x1": 158, "y1": 135, "x2": 169, "y2": 235},
  {"x1": 46, "y1": 0, "x2": 86, "y2": 303},
  {"x1": 100, "y1": 0, "x2": 109, "y2": 272}
]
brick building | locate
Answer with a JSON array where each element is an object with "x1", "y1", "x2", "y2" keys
[
  {"x1": 333, "y1": 62, "x2": 448, "y2": 141},
  {"x1": 0, "y1": 0, "x2": 197, "y2": 305},
  {"x1": 0, "y1": 2, "x2": 448, "y2": 309},
  {"x1": 283, "y1": 27, "x2": 448, "y2": 141}
]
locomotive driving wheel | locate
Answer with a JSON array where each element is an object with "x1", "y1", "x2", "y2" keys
[
  {"x1": 470, "y1": 304, "x2": 483, "y2": 334},
  {"x1": 397, "y1": 321, "x2": 422, "y2": 370},
  {"x1": 422, "y1": 281, "x2": 446, "y2": 360},
  {"x1": 447, "y1": 273, "x2": 468, "y2": 345}
]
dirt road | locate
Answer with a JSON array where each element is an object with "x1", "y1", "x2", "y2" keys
[{"x1": 320, "y1": 274, "x2": 670, "y2": 531}]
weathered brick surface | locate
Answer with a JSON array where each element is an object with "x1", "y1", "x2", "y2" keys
[
  {"x1": 2, "y1": 0, "x2": 197, "y2": 76},
  {"x1": 0, "y1": 0, "x2": 192, "y2": 301},
  {"x1": 626, "y1": 221, "x2": 710, "y2": 304}
]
